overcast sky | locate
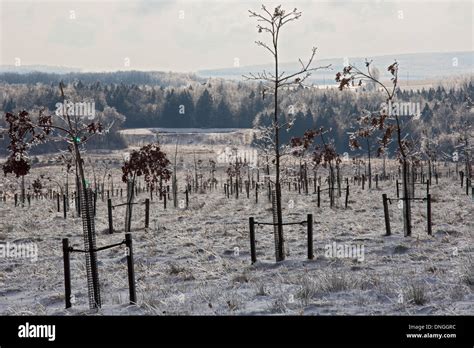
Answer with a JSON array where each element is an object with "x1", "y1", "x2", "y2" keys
[{"x1": 0, "y1": 0, "x2": 472, "y2": 72}]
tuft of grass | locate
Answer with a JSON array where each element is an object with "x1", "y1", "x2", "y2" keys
[
  {"x1": 450, "y1": 285, "x2": 466, "y2": 301},
  {"x1": 408, "y1": 283, "x2": 428, "y2": 305},
  {"x1": 461, "y1": 255, "x2": 473, "y2": 286},
  {"x1": 359, "y1": 274, "x2": 381, "y2": 290},
  {"x1": 168, "y1": 262, "x2": 186, "y2": 275},
  {"x1": 296, "y1": 276, "x2": 317, "y2": 306},
  {"x1": 225, "y1": 293, "x2": 243, "y2": 312},
  {"x1": 393, "y1": 245, "x2": 409, "y2": 254},
  {"x1": 269, "y1": 293, "x2": 288, "y2": 313},
  {"x1": 232, "y1": 272, "x2": 249, "y2": 283},
  {"x1": 319, "y1": 272, "x2": 353, "y2": 293},
  {"x1": 254, "y1": 282, "x2": 267, "y2": 296},
  {"x1": 167, "y1": 262, "x2": 195, "y2": 281}
]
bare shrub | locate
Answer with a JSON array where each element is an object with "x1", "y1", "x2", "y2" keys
[
  {"x1": 461, "y1": 255, "x2": 473, "y2": 286},
  {"x1": 268, "y1": 293, "x2": 289, "y2": 314},
  {"x1": 296, "y1": 276, "x2": 317, "y2": 306},
  {"x1": 168, "y1": 262, "x2": 186, "y2": 275},
  {"x1": 167, "y1": 262, "x2": 195, "y2": 281},
  {"x1": 319, "y1": 272, "x2": 353, "y2": 293},
  {"x1": 225, "y1": 292, "x2": 244, "y2": 312},
  {"x1": 450, "y1": 285, "x2": 466, "y2": 301},
  {"x1": 232, "y1": 272, "x2": 249, "y2": 283},
  {"x1": 254, "y1": 282, "x2": 267, "y2": 296},
  {"x1": 408, "y1": 283, "x2": 428, "y2": 305}
]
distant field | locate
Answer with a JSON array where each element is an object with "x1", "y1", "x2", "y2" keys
[{"x1": 119, "y1": 128, "x2": 259, "y2": 147}]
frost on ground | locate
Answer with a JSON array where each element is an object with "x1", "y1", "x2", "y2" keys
[{"x1": 0, "y1": 148, "x2": 472, "y2": 316}]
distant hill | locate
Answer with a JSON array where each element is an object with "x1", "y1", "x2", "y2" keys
[
  {"x1": 1, "y1": 51, "x2": 471, "y2": 87},
  {"x1": 198, "y1": 51, "x2": 474, "y2": 85},
  {"x1": 0, "y1": 65, "x2": 82, "y2": 74},
  {"x1": 0, "y1": 70, "x2": 205, "y2": 87}
]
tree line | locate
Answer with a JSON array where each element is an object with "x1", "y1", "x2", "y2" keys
[{"x1": 0, "y1": 72, "x2": 472, "y2": 155}]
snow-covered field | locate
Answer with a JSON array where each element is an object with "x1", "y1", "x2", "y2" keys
[
  {"x1": 119, "y1": 128, "x2": 259, "y2": 147},
  {"x1": 0, "y1": 147, "x2": 472, "y2": 315}
]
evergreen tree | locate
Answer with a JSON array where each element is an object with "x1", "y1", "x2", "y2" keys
[
  {"x1": 215, "y1": 99, "x2": 233, "y2": 128},
  {"x1": 421, "y1": 103, "x2": 433, "y2": 123},
  {"x1": 162, "y1": 89, "x2": 180, "y2": 127},
  {"x1": 176, "y1": 90, "x2": 195, "y2": 128},
  {"x1": 195, "y1": 89, "x2": 214, "y2": 128}
]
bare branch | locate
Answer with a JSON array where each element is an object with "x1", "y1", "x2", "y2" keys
[
  {"x1": 256, "y1": 24, "x2": 273, "y2": 34},
  {"x1": 255, "y1": 40, "x2": 276, "y2": 56},
  {"x1": 261, "y1": 5, "x2": 273, "y2": 19},
  {"x1": 281, "y1": 12, "x2": 302, "y2": 26},
  {"x1": 346, "y1": 64, "x2": 394, "y2": 100},
  {"x1": 248, "y1": 10, "x2": 272, "y2": 25},
  {"x1": 278, "y1": 47, "x2": 331, "y2": 85}
]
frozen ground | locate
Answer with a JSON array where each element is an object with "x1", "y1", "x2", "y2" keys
[
  {"x1": 0, "y1": 148, "x2": 472, "y2": 315},
  {"x1": 119, "y1": 128, "x2": 258, "y2": 147}
]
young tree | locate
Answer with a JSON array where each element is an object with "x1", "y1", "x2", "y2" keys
[
  {"x1": 56, "y1": 151, "x2": 74, "y2": 199},
  {"x1": 348, "y1": 112, "x2": 383, "y2": 188},
  {"x1": 121, "y1": 143, "x2": 171, "y2": 231},
  {"x1": 32, "y1": 177, "x2": 43, "y2": 194},
  {"x1": 226, "y1": 158, "x2": 245, "y2": 198},
  {"x1": 2, "y1": 111, "x2": 37, "y2": 206},
  {"x1": 208, "y1": 159, "x2": 217, "y2": 188},
  {"x1": 453, "y1": 97, "x2": 473, "y2": 180},
  {"x1": 420, "y1": 129, "x2": 439, "y2": 182},
  {"x1": 244, "y1": 4, "x2": 330, "y2": 261},
  {"x1": 291, "y1": 127, "x2": 340, "y2": 206},
  {"x1": 336, "y1": 61, "x2": 417, "y2": 236},
  {"x1": 3, "y1": 82, "x2": 105, "y2": 308},
  {"x1": 172, "y1": 137, "x2": 179, "y2": 208},
  {"x1": 289, "y1": 115, "x2": 314, "y2": 194}
]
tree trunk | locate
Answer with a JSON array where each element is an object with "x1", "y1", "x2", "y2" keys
[
  {"x1": 382, "y1": 154, "x2": 386, "y2": 180},
  {"x1": 125, "y1": 176, "x2": 135, "y2": 232},
  {"x1": 74, "y1": 141, "x2": 101, "y2": 308},
  {"x1": 21, "y1": 176, "x2": 25, "y2": 207},
  {"x1": 402, "y1": 158, "x2": 412, "y2": 236},
  {"x1": 173, "y1": 173, "x2": 178, "y2": 208},
  {"x1": 274, "y1": 40, "x2": 284, "y2": 262},
  {"x1": 367, "y1": 139, "x2": 372, "y2": 189}
]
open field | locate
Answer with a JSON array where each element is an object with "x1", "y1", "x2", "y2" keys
[{"x1": 0, "y1": 147, "x2": 472, "y2": 315}]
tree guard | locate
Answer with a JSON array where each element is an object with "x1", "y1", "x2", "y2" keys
[{"x1": 80, "y1": 187, "x2": 101, "y2": 309}]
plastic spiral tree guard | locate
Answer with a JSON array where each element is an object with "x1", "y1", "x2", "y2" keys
[
  {"x1": 271, "y1": 189, "x2": 283, "y2": 261},
  {"x1": 62, "y1": 233, "x2": 136, "y2": 309},
  {"x1": 80, "y1": 187, "x2": 101, "y2": 309}
]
